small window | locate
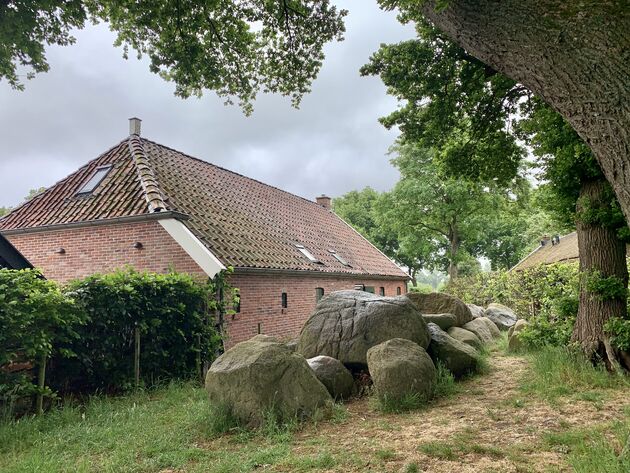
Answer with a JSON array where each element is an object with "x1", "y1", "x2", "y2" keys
[
  {"x1": 396, "y1": 287, "x2": 401, "y2": 295},
  {"x1": 295, "y1": 244, "x2": 321, "y2": 263},
  {"x1": 379, "y1": 287, "x2": 385, "y2": 296},
  {"x1": 316, "y1": 287, "x2": 325, "y2": 302},
  {"x1": 329, "y1": 250, "x2": 351, "y2": 267},
  {"x1": 76, "y1": 165, "x2": 112, "y2": 195},
  {"x1": 281, "y1": 292, "x2": 288, "y2": 308},
  {"x1": 364, "y1": 286, "x2": 375, "y2": 294}
]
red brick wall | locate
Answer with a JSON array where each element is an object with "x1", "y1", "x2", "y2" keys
[
  {"x1": 5, "y1": 221, "x2": 408, "y2": 347},
  {"x1": 5, "y1": 220, "x2": 205, "y2": 282},
  {"x1": 225, "y1": 273, "x2": 407, "y2": 347}
]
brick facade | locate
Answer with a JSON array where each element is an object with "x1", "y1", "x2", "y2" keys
[{"x1": 5, "y1": 220, "x2": 408, "y2": 347}]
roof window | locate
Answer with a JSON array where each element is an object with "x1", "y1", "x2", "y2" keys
[
  {"x1": 295, "y1": 244, "x2": 321, "y2": 263},
  {"x1": 330, "y1": 250, "x2": 351, "y2": 267},
  {"x1": 77, "y1": 165, "x2": 112, "y2": 195}
]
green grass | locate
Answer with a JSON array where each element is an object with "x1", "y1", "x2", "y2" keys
[
  {"x1": 0, "y1": 381, "x2": 340, "y2": 473},
  {"x1": 418, "y1": 429, "x2": 505, "y2": 460},
  {"x1": 542, "y1": 417, "x2": 630, "y2": 473},
  {"x1": 520, "y1": 345, "x2": 630, "y2": 404}
]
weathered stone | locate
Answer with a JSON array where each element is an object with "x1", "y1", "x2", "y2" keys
[
  {"x1": 478, "y1": 317, "x2": 502, "y2": 339},
  {"x1": 485, "y1": 303, "x2": 519, "y2": 331},
  {"x1": 285, "y1": 339, "x2": 299, "y2": 352},
  {"x1": 467, "y1": 304, "x2": 485, "y2": 319},
  {"x1": 423, "y1": 313, "x2": 458, "y2": 331},
  {"x1": 427, "y1": 323, "x2": 479, "y2": 378},
  {"x1": 367, "y1": 338, "x2": 436, "y2": 401},
  {"x1": 406, "y1": 292, "x2": 473, "y2": 327},
  {"x1": 298, "y1": 291, "x2": 430, "y2": 368},
  {"x1": 447, "y1": 327, "x2": 483, "y2": 351},
  {"x1": 205, "y1": 335, "x2": 332, "y2": 426},
  {"x1": 462, "y1": 318, "x2": 494, "y2": 344},
  {"x1": 508, "y1": 319, "x2": 529, "y2": 352},
  {"x1": 307, "y1": 355, "x2": 355, "y2": 400}
]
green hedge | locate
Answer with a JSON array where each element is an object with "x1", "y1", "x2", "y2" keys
[
  {"x1": 1, "y1": 268, "x2": 229, "y2": 414},
  {"x1": 56, "y1": 269, "x2": 224, "y2": 392},
  {"x1": 447, "y1": 263, "x2": 580, "y2": 348},
  {"x1": 0, "y1": 269, "x2": 84, "y2": 415}
]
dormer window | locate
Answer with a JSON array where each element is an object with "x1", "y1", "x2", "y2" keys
[
  {"x1": 295, "y1": 244, "x2": 321, "y2": 263},
  {"x1": 330, "y1": 250, "x2": 351, "y2": 267},
  {"x1": 76, "y1": 165, "x2": 112, "y2": 195}
]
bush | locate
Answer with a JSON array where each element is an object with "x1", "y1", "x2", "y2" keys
[
  {"x1": 448, "y1": 263, "x2": 579, "y2": 348},
  {"x1": 56, "y1": 269, "x2": 224, "y2": 392},
  {"x1": 0, "y1": 269, "x2": 83, "y2": 415}
]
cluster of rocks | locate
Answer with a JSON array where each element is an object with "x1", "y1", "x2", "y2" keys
[{"x1": 205, "y1": 290, "x2": 520, "y2": 426}]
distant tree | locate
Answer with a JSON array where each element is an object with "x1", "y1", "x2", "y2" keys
[{"x1": 0, "y1": 187, "x2": 47, "y2": 218}]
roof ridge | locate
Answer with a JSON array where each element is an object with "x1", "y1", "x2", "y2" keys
[
  {"x1": 128, "y1": 135, "x2": 167, "y2": 212},
  {"x1": 139, "y1": 137, "x2": 327, "y2": 210}
]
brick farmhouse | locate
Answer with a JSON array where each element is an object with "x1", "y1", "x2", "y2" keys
[{"x1": 0, "y1": 119, "x2": 409, "y2": 346}]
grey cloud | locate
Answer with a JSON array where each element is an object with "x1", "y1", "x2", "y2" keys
[{"x1": 0, "y1": 2, "x2": 413, "y2": 207}]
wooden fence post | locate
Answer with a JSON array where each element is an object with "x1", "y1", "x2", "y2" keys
[
  {"x1": 134, "y1": 325, "x2": 141, "y2": 390},
  {"x1": 35, "y1": 354, "x2": 47, "y2": 415}
]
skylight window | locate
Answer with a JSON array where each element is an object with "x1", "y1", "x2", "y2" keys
[
  {"x1": 77, "y1": 165, "x2": 112, "y2": 195},
  {"x1": 330, "y1": 250, "x2": 351, "y2": 267},
  {"x1": 295, "y1": 244, "x2": 321, "y2": 263}
]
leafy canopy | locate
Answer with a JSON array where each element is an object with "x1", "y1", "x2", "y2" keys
[{"x1": 1, "y1": 1, "x2": 346, "y2": 113}]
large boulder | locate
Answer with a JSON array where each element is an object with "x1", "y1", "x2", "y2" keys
[
  {"x1": 307, "y1": 355, "x2": 355, "y2": 400},
  {"x1": 478, "y1": 317, "x2": 502, "y2": 339},
  {"x1": 447, "y1": 327, "x2": 483, "y2": 351},
  {"x1": 467, "y1": 304, "x2": 485, "y2": 319},
  {"x1": 508, "y1": 319, "x2": 529, "y2": 352},
  {"x1": 205, "y1": 335, "x2": 332, "y2": 426},
  {"x1": 485, "y1": 303, "x2": 519, "y2": 331},
  {"x1": 423, "y1": 313, "x2": 458, "y2": 331},
  {"x1": 406, "y1": 292, "x2": 473, "y2": 327},
  {"x1": 298, "y1": 291, "x2": 430, "y2": 368},
  {"x1": 462, "y1": 318, "x2": 494, "y2": 344},
  {"x1": 367, "y1": 338, "x2": 436, "y2": 402},
  {"x1": 426, "y1": 323, "x2": 479, "y2": 378}
]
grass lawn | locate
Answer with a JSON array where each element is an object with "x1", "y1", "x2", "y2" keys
[{"x1": 2, "y1": 340, "x2": 630, "y2": 472}]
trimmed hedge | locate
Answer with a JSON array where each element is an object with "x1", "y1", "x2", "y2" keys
[{"x1": 1, "y1": 268, "x2": 229, "y2": 415}]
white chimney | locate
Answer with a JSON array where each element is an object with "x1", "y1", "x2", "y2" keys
[{"x1": 129, "y1": 117, "x2": 142, "y2": 136}]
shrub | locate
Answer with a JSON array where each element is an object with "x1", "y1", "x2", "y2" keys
[
  {"x1": 56, "y1": 269, "x2": 225, "y2": 392},
  {"x1": 0, "y1": 269, "x2": 83, "y2": 415}
]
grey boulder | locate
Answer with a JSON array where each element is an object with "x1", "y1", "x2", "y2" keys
[
  {"x1": 423, "y1": 313, "x2": 458, "y2": 331},
  {"x1": 427, "y1": 323, "x2": 480, "y2": 378},
  {"x1": 485, "y1": 303, "x2": 519, "y2": 331},
  {"x1": 367, "y1": 338, "x2": 436, "y2": 402},
  {"x1": 467, "y1": 304, "x2": 485, "y2": 319},
  {"x1": 205, "y1": 335, "x2": 332, "y2": 426},
  {"x1": 406, "y1": 292, "x2": 473, "y2": 327},
  {"x1": 447, "y1": 326, "x2": 483, "y2": 351},
  {"x1": 298, "y1": 291, "x2": 430, "y2": 368},
  {"x1": 478, "y1": 317, "x2": 502, "y2": 339},
  {"x1": 508, "y1": 319, "x2": 529, "y2": 352},
  {"x1": 462, "y1": 318, "x2": 494, "y2": 344},
  {"x1": 307, "y1": 355, "x2": 355, "y2": 400}
]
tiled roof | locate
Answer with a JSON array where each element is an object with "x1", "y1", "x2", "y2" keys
[
  {"x1": 0, "y1": 136, "x2": 408, "y2": 279},
  {"x1": 511, "y1": 233, "x2": 579, "y2": 270}
]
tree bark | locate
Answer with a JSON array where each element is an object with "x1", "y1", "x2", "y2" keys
[
  {"x1": 572, "y1": 178, "x2": 628, "y2": 366},
  {"x1": 420, "y1": 1, "x2": 630, "y2": 222}
]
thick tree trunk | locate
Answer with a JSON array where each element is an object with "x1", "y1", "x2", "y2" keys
[
  {"x1": 420, "y1": 1, "x2": 630, "y2": 222},
  {"x1": 572, "y1": 179, "x2": 628, "y2": 367}
]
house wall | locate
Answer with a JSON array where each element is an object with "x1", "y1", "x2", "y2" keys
[
  {"x1": 5, "y1": 221, "x2": 408, "y2": 348},
  {"x1": 226, "y1": 273, "x2": 407, "y2": 347}
]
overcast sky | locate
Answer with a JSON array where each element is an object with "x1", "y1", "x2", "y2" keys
[{"x1": 0, "y1": 2, "x2": 414, "y2": 208}]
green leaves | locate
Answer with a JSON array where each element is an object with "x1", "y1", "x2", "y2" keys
[{"x1": 1, "y1": 1, "x2": 346, "y2": 113}]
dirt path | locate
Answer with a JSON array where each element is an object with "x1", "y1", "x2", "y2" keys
[{"x1": 285, "y1": 351, "x2": 630, "y2": 472}]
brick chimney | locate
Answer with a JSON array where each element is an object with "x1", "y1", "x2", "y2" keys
[
  {"x1": 129, "y1": 117, "x2": 142, "y2": 136},
  {"x1": 316, "y1": 195, "x2": 331, "y2": 210}
]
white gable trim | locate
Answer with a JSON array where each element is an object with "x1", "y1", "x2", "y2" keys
[{"x1": 158, "y1": 218, "x2": 225, "y2": 277}]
